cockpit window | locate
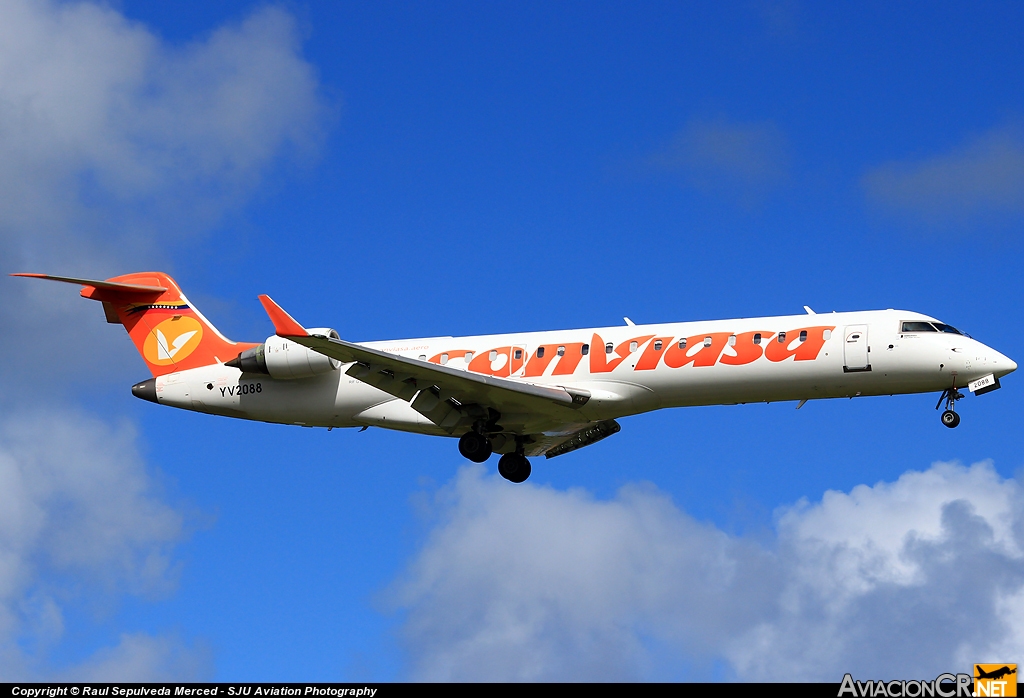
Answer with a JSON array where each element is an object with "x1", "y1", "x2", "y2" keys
[
  {"x1": 932, "y1": 323, "x2": 963, "y2": 335},
  {"x1": 901, "y1": 321, "x2": 937, "y2": 333}
]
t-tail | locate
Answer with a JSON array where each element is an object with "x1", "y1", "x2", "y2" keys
[{"x1": 11, "y1": 272, "x2": 256, "y2": 378}]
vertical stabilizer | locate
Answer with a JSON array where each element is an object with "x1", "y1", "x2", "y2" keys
[{"x1": 12, "y1": 272, "x2": 257, "y2": 377}]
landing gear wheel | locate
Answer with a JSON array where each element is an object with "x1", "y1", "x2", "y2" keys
[
  {"x1": 935, "y1": 383, "x2": 964, "y2": 429},
  {"x1": 941, "y1": 410, "x2": 961, "y2": 428},
  {"x1": 458, "y1": 431, "x2": 492, "y2": 463},
  {"x1": 498, "y1": 453, "x2": 532, "y2": 483}
]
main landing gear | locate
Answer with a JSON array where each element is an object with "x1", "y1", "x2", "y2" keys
[
  {"x1": 458, "y1": 430, "x2": 492, "y2": 463},
  {"x1": 935, "y1": 382, "x2": 964, "y2": 428},
  {"x1": 497, "y1": 453, "x2": 531, "y2": 484},
  {"x1": 457, "y1": 430, "x2": 532, "y2": 483}
]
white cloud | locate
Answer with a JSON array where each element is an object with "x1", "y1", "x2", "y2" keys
[
  {"x1": 389, "y1": 461, "x2": 1024, "y2": 681},
  {"x1": 58, "y1": 633, "x2": 212, "y2": 682},
  {"x1": 648, "y1": 118, "x2": 790, "y2": 203},
  {"x1": 0, "y1": 0, "x2": 326, "y2": 265},
  {"x1": 0, "y1": 410, "x2": 207, "y2": 680},
  {"x1": 863, "y1": 125, "x2": 1024, "y2": 230},
  {"x1": 0, "y1": 0, "x2": 329, "y2": 391},
  {"x1": 0, "y1": 0, "x2": 327, "y2": 679}
]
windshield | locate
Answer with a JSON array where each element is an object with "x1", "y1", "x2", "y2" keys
[{"x1": 901, "y1": 320, "x2": 967, "y2": 336}]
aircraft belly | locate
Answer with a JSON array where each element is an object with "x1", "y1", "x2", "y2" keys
[
  {"x1": 570, "y1": 380, "x2": 656, "y2": 420},
  {"x1": 158, "y1": 366, "x2": 378, "y2": 428}
]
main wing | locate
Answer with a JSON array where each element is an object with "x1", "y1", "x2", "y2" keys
[{"x1": 257, "y1": 295, "x2": 594, "y2": 442}]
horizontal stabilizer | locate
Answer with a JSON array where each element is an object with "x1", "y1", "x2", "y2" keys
[{"x1": 11, "y1": 273, "x2": 167, "y2": 294}]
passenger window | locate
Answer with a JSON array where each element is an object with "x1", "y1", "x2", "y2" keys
[
  {"x1": 489, "y1": 350, "x2": 497, "y2": 361},
  {"x1": 678, "y1": 338, "x2": 687, "y2": 349},
  {"x1": 514, "y1": 349, "x2": 522, "y2": 360},
  {"x1": 536, "y1": 347, "x2": 544, "y2": 358},
  {"x1": 630, "y1": 341, "x2": 638, "y2": 353},
  {"x1": 465, "y1": 352, "x2": 473, "y2": 362},
  {"x1": 823, "y1": 330, "x2": 831, "y2": 340},
  {"x1": 777, "y1": 332, "x2": 786, "y2": 343},
  {"x1": 441, "y1": 353, "x2": 449, "y2": 365},
  {"x1": 582, "y1": 344, "x2": 590, "y2": 356},
  {"x1": 605, "y1": 343, "x2": 613, "y2": 354},
  {"x1": 557, "y1": 346, "x2": 565, "y2": 356},
  {"x1": 753, "y1": 333, "x2": 762, "y2": 345},
  {"x1": 703, "y1": 336, "x2": 712, "y2": 347},
  {"x1": 728, "y1": 335, "x2": 736, "y2": 346},
  {"x1": 799, "y1": 330, "x2": 807, "y2": 343},
  {"x1": 901, "y1": 321, "x2": 937, "y2": 333},
  {"x1": 654, "y1": 340, "x2": 663, "y2": 351}
]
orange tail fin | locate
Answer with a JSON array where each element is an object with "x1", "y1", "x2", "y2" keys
[{"x1": 13, "y1": 272, "x2": 257, "y2": 377}]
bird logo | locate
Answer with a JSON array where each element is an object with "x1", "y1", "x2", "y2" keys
[{"x1": 143, "y1": 316, "x2": 204, "y2": 366}]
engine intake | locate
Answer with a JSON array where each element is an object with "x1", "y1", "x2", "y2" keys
[{"x1": 227, "y1": 328, "x2": 340, "y2": 379}]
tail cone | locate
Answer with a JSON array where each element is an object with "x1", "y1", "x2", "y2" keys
[{"x1": 131, "y1": 378, "x2": 158, "y2": 403}]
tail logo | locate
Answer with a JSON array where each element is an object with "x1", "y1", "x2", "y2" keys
[{"x1": 143, "y1": 316, "x2": 204, "y2": 366}]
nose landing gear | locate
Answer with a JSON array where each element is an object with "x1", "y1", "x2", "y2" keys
[{"x1": 935, "y1": 382, "x2": 964, "y2": 428}]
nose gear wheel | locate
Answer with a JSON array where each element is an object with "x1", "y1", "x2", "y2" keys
[{"x1": 935, "y1": 380, "x2": 964, "y2": 428}]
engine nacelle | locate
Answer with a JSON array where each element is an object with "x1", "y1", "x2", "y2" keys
[{"x1": 227, "y1": 328, "x2": 340, "y2": 379}]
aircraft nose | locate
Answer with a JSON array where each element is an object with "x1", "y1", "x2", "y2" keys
[{"x1": 992, "y1": 349, "x2": 1016, "y2": 376}]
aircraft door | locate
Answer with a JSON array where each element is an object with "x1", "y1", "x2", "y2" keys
[{"x1": 844, "y1": 325, "x2": 870, "y2": 372}]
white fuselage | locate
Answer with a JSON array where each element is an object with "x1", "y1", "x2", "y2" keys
[{"x1": 152, "y1": 309, "x2": 1016, "y2": 436}]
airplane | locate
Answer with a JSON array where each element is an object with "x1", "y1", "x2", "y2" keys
[
  {"x1": 975, "y1": 666, "x2": 1016, "y2": 681},
  {"x1": 13, "y1": 271, "x2": 1017, "y2": 483}
]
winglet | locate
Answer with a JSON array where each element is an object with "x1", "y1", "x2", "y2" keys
[{"x1": 258, "y1": 294, "x2": 308, "y2": 337}]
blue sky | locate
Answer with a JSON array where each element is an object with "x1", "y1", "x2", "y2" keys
[{"x1": 1, "y1": 0, "x2": 1023, "y2": 682}]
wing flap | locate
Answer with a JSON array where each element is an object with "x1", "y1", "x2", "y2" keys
[{"x1": 522, "y1": 419, "x2": 621, "y2": 458}]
